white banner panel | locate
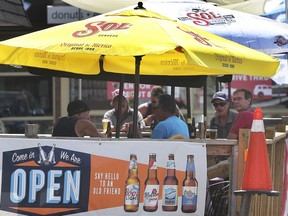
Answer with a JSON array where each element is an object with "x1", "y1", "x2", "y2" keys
[{"x1": 0, "y1": 137, "x2": 207, "y2": 215}]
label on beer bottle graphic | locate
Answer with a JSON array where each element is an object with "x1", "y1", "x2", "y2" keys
[
  {"x1": 182, "y1": 186, "x2": 197, "y2": 206},
  {"x1": 124, "y1": 184, "x2": 140, "y2": 205},
  {"x1": 167, "y1": 160, "x2": 175, "y2": 169},
  {"x1": 144, "y1": 185, "x2": 159, "y2": 207},
  {"x1": 163, "y1": 185, "x2": 178, "y2": 206},
  {"x1": 149, "y1": 160, "x2": 157, "y2": 170}
]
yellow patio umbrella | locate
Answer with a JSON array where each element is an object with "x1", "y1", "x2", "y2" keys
[
  {"x1": 0, "y1": 9, "x2": 279, "y2": 77},
  {"x1": 0, "y1": 8, "x2": 280, "y2": 136}
]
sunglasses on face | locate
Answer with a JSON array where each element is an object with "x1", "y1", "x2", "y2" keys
[{"x1": 213, "y1": 102, "x2": 227, "y2": 108}]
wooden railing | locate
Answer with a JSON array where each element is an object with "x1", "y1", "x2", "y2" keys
[{"x1": 205, "y1": 116, "x2": 288, "y2": 216}]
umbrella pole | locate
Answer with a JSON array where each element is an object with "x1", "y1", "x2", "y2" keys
[
  {"x1": 228, "y1": 82, "x2": 231, "y2": 101},
  {"x1": 215, "y1": 78, "x2": 219, "y2": 92},
  {"x1": 286, "y1": 0, "x2": 288, "y2": 24},
  {"x1": 186, "y1": 87, "x2": 191, "y2": 119},
  {"x1": 171, "y1": 86, "x2": 175, "y2": 99},
  {"x1": 132, "y1": 56, "x2": 142, "y2": 138},
  {"x1": 116, "y1": 78, "x2": 125, "y2": 138},
  {"x1": 203, "y1": 77, "x2": 207, "y2": 117}
]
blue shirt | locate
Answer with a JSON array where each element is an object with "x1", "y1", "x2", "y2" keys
[{"x1": 151, "y1": 116, "x2": 189, "y2": 139}]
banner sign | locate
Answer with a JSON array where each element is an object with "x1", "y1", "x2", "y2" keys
[{"x1": 0, "y1": 138, "x2": 207, "y2": 215}]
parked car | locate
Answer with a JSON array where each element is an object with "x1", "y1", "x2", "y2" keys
[{"x1": 0, "y1": 91, "x2": 45, "y2": 133}]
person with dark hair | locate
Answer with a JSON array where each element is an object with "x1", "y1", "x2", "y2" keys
[
  {"x1": 138, "y1": 85, "x2": 184, "y2": 126},
  {"x1": 138, "y1": 85, "x2": 164, "y2": 126},
  {"x1": 52, "y1": 100, "x2": 104, "y2": 137},
  {"x1": 151, "y1": 94, "x2": 189, "y2": 139},
  {"x1": 210, "y1": 91, "x2": 237, "y2": 138},
  {"x1": 103, "y1": 89, "x2": 145, "y2": 132},
  {"x1": 227, "y1": 88, "x2": 254, "y2": 139}
]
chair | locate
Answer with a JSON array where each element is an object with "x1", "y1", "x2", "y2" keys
[{"x1": 205, "y1": 180, "x2": 229, "y2": 216}]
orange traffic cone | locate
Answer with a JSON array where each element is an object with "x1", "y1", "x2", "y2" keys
[{"x1": 241, "y1": 107, "x2": 273, "y2": 191}]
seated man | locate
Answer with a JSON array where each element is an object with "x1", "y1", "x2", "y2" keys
[
  {"x1": 52, "y1": 100, "x2": 105, "y2": 138},
  {"x1": 227, "y1": 88, "x2": 254, "y2": 139},
  {"x1": 210, "y1": 91, "x2": 237, "y2": 138},
  {"x1": 151, "y1": 94, "x2": 189, "y2": 139},
  {"x1": 103, "y1": 89, "x2": 145, "y2": 132}
]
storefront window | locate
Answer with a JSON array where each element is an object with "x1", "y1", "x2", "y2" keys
[
  {"x1": 0, "y1": 66, "x2": 53, "y2": 134},
  {"x1": 70, "y1": 79, "x2": 111, "y2": 110}
]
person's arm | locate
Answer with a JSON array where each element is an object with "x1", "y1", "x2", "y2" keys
[
  {"x1": 143, "y1": 114, "x2": 155, "y2": 126},
  {"x1": 176, "y1": 105, "x2": 185, "y2": 121},
  {"x1": 138, "y1": 103, "x2": 148, "y2": 117},
  {"x1": 137, "y1": 111, "x2": 146, "y2": 131},
  {"x1": 75, "y1": 119, "x2": 105, "y2": 138},
  {"x1": 227, "y1": 132, "x2": 237, "y2": 139},
  {"x1": 139, "y1": 103, "x2": 152, "y2": 125}
]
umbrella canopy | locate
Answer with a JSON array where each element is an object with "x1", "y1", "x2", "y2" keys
[
  {"x1": 143, "y1": 0, "x2": 288, "y2": 55},
  {"x1": 0, "y1": 8, "x2": 280, "y2": 137},
  {"x1": 0, "y1": 9, "x2": 279, "y2": 77},
  {"x1": 61, "y1": 0, "x2": 288, "y2": 55}
]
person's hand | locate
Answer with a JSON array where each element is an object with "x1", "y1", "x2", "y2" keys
[
  {"x1": 145, "y1": 114, "x2": 155, "y2": 126},
  {"x1": 121, "y1": 122, "x2": 130, "y2": 133}
]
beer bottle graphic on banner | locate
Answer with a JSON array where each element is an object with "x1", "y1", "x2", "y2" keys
[
  {"x1": 181, "y1": 155, "x2": 198, "y2": 213},
  {"x1": 143, "y1": 153, "x2": 159, "y2": 212},
  {"x1": 47, "y1": 144, "x2": 56, "y2": 165},
  {"x1": 124, "y1": 154, "x2": 140, "y2": 212},
  {"x1": 37, "y1": 143, "x2": 47, "y2": 164},
  {"x1": 162, "y1": 153, "x2": 178, "y2": 211}
]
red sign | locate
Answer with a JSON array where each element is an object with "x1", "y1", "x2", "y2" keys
[
  {"x1": 222, "y1": 75, "x2": 272, "y2": 100},
  {"x1": 107, "y1": 82, "x2": 154, "y2": 100}
]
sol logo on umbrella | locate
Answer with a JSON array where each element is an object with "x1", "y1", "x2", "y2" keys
[
  {"x1": 73, "y1": 21, "x2": 132, "y2": 37},
  {"x1": 179, "y1": 7, "x2": 236, "y2": 26},
  {"x1": 176, "y1": 26, "x2": 212, "y2": 46}
]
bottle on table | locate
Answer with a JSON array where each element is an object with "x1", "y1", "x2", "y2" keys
[
  {"x1": 181, "y1": 155, "x2": 198, "y2": 213},
  {"x1": 162, "y1": 153, "x2": 178, "y2": 211},
  {"x1": 187, "y1": 118, "x2": 192, "y2": 139},
  {"x1": 143, "y1": 153, "x2": 159, "y2": 212},
  {"x1": 106, "y1": 121, "x2": 112, "y2": 138},
  {"x1": 191, "y1": 117, "x2": 197, "y2": 139},
  {"x1": 124, "y1": 154, "x2": 140, "y2": 212},
  {"x1": 204, "y1": 116, "x2": 208, "y2": 139}
]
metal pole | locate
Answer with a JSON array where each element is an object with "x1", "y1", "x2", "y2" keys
[
  {"x1": 239, "y1": 193, "x2": 252, "y2": 216},
  {"x1": 286, "y1": 0, "x2": 288, "y2": 24},
  {"x1": 186, "y1": 87, "x2": 191, "y2": 119},
  {"x1": 203, "y1": 77, "x2": 207, "y2": 117},
  {"x1": 115, "y1": 80, "x2": 124, "y2": 138},
  {"x1": 171, "y1": 86, "x2": 175, "y2": 99},
  {"x1": 78, "y1": 79, "x2": 82, "y2": 100},
  {"x1": 133, "y1": 56, "x2": 142, "y2": 138}
]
